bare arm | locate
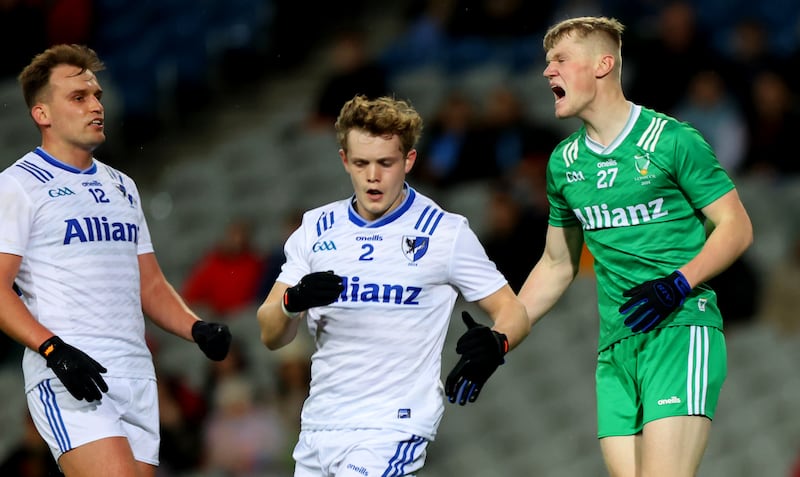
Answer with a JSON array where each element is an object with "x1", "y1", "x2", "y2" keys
[
  {"x1": 139, "y1": 252, "x2": 200, "y2": 341},
  {"x1": 256, "y1": 281, "x2": 302, "y2": 350},
  {"x1": 475, "y1": 284, "x2": 530, "y2": 350},
  {"x1": 517, "y1": 225, "x2": 584, "y2": 327},
  {"x1": 680, "y1": 189, "x2": 753, "y2": 287},
  {"x1": 0, "y1": 252, "x2": 54, "y2": 350}
]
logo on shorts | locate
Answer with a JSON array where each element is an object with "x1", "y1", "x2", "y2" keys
[
  {"x1": 346, "y1": 463, "x2": 369, "y2": 476},
  {"x1": 398, "y1": 408, "x2": 411, "y2": 419},
  {"x1": 657, "y1": 396, "x2": 682, "y2": 406},
  {"x1": 698, "y1": 298, "x2": 707, "y2": 311}
]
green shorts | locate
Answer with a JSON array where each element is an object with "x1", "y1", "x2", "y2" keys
[{"x1": 596, "y1": 325, "x2": 726, "y2": 438}]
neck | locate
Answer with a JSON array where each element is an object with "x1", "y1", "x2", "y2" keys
[
  {"x1": 582, "y1": 89, "x2": 631, "y2": 147},
  {"x1": 40, "y1": 138, "x2": 95, "y2": 170}
]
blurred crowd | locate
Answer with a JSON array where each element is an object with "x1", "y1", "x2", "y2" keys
[{"x1": 2, "y1": 0, "x2": 800, "y2": 475}]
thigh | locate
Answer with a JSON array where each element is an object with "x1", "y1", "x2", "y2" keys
[
  {"x1": 58, "y1": 436, "x2": 141, "y2": 477},
  {"x1": 599, "y1": 434, "x2": 641, "y2": 477},
  {"x1": 641, "y1": 415, "x2": 711, "y2": 477},
  {"x1": 640, "y1": 325, "x2": 726, "y2": 424}
]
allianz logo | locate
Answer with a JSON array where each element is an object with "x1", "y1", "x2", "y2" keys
[
  {"x1": 573, "y1": 197, "x2": 668, "y2": 230},
  {"x1": 657, "y1": 396, "x2": 682, "y2": 406},
  {"x1": 337, "y1": 275, "x2": 421, "y2": 305}
]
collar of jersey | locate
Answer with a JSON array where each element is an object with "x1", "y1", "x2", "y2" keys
[
  {"x1": 348, "y1": 183, "x2": 416, "y2": 228},
  {"x1": 583, "y1": 102, "x2": 641, "y2": 155},
  {"x1": 34, "y1": 147, "x2": 97, "y2": 174}
]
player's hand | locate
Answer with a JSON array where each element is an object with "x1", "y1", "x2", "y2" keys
[
  {"x1": 283, "y1": 271, "x2": 344, "y2": 313},
  {"x1": 445, "y1": 311, "x2": 508, "y2": 405},
  {"x1": 192, "y1": 321, "x2": 232, "y2": 361},
  {"x1": 619, "y1": 270, "x2": 692, "y2": 332},
  {"x1": 39, "y1": 336, "x2": 108, "y2": 402}
]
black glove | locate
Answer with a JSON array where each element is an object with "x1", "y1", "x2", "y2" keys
[
  {"x1": 39, "y1": 336, "x2": 108, "y2": 402},
  {"x1": 192, "y1": 321, "x2": 232, "y2": 361},
  {"x1": 283, "y1": 271, "x2": 344, "y2": 313},
  {"x1": 619, "y1": 270, "x2": 692, "y2": 333},
  {"x1": 445, "y1": 311, "x2": 509, "y2": 405}
]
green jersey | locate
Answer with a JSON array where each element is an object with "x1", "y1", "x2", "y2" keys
[{"x1": 546, "y1": 104, "x2": 735, "y2": 351}]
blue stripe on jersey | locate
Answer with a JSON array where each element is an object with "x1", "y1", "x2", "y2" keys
[
  {"x1": 38, "y1": 380, "x2": 72, "y2": 453},
  {"x1": 34, "y1": 147, "x2": 97, "y2": 174},
  {"x1": 414, "y1": 206, "x2": 444, "y2": 235},
  {"x1": 316, "y1": 210, "x2": 335, "y2": 236},
  {"x1": 348, "y1": 185, "x2": 417, "y2": 228},
  {"x1": 382, "y1": 435, "x2": 425, "y2": 477},
  {"x1": 16, "y1": 160, "x2": 54, "y2": 183}
]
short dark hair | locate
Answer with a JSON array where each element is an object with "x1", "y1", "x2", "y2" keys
[{"x1": 18, "y1": 44, "x2": 105, "y2": 108}]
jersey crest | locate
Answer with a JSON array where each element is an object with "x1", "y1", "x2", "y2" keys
[{"x1": 402, "y1": 235, "x2": 429, "y2": 262}]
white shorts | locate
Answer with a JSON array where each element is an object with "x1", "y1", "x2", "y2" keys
[
  {"x1": 26, "y1": 376, "x2": 160, "y2": 465},
  {"x1": 293, "y1": 429, "x2": 428, "y2": 477}
]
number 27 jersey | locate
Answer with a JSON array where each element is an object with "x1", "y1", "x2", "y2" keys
[{"x1": 546, "y1": 105, "x2": 735, "y2": 350}]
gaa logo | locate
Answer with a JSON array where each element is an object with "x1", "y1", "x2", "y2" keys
[
  {"x1": 48, "y1": 187, "x2": 75, "y2": 197},
  {"x1": 312, "y1": 240, "x2": 336, "y2": 252}
]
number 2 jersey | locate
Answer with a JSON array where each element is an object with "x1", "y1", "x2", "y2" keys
[
  {"x1": 0, "y1": 148, "x2": 156, "y2": 392},
  {"x1": 278, "y1": 184, "x2": 507, "y2": 440},
  {"x1": 546, "y1": 104, "x2": 735, "y2": 351}
]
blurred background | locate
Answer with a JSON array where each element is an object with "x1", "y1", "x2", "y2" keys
[{"x1": 1, "y1": 0, "x2": 800, "y2": 476}]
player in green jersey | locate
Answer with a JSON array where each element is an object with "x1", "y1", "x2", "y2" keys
[{"x1": 517, "y1": 16, "x2": 753, "y2": 477}]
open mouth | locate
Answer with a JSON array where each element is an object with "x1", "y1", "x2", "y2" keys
[{"x1": 551, "y1": 85, "x2": 566, "y2": 101}]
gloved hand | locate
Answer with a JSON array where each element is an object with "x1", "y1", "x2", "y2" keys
[
  {"x1": 39, "y1": 336, "x2": 108, "y2": 402},
  {"x1": 283, "y1": 271, "x2": 344, "y2": 314},
  {"x1": 445, "y1": 311, "x2": 509, "y2": 405},
  {"x1": 619, "y1": 270, "x2": 692, "y2": 333},
  {"x1": 192, "y1": 321, "x2": 232, "y2": 361}
]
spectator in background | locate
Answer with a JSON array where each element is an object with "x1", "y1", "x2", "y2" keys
[
  {"x1": 0, "y1": 0, "x2": 46, "y2": 78},
  {"x1": 182, "y1": 218, "x2": 265, "y2": 319},
  {"x1": 257, "y1": 209, "x2": 304, "y2": 301},
  {"x1": 202, "y1": 375, "x2": 292, "y2": 476},
  {"x1": 482, "y1": 181, "x2": 548, "y2": 292},
  {"x1": 672, "y1": 69, "x2": 748, "y2": 176},
  {"x1": 743, "y1": 70, "x2": 800, "y2": 176},
  {"x1": 718, "y1": 18, "x2": 782, "y2": 115},
  {"x1": 759, "y1": 233, "x2": 800, "y2": 334},
  {"x1": 414, "y1": 90, "x2": 481, "y2": 188},
  {"x1": 627, "y1": 1, "x2": 715, "y2": 113},
  {"x1": 477, "y1": 85, "x2": 560, "y2": 178},
  {"x1": 307, "y1": 27, "x2": 390, "y2": 130},
  {"x1": 0, "y1": 411, "x2": 62, "y2": 477}
]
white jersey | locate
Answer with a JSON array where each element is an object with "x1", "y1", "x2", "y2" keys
[
  {"x1": 278, "y1": 184, "x2": 507, "y2": 440},
  {"x1": 0, "y1": 148, "x2": 156, "y2": 392}
]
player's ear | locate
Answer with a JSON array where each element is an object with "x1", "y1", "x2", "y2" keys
[
  {"x1": 595, "y1": 54, "x2": 615, "y2": 79},
  {"x1": 32, "y1": 103, "x2": 50, "y2": 127},
  {"x1": 404, "y1": 149, "x2": 417, "y2": 173},
  {"x1": 339, "y1": 149, "x2": 348, "y2": 169}
]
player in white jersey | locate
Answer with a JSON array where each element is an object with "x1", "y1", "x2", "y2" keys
[
  {"x1": 0, "y1": 44, "x2": 232, "y2": 477},
  {"x1": 517, "y1": 17, "x2": 753, "y2": 477},
  {"x1": 257, "y1": 95, "x2": 531, "y2": 476}
]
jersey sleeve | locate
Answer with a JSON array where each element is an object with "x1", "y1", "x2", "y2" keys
[
  {"x1": 546, "y1": 152, "x2": 581, "y2": 227},
  {"x1": 276, "y1": 217, "x2": 310, "y2": 286},
  {"x1": 0, "y1": 174, "x2": 33, "y2": 256},
  {"x1": 670, "y1": 123, "x2": 735, "y2": 209},
  {"x1": 447, "y1": 217, "x2": 507, "y2": 302},
  {"x1": 128, "y1": 177, "x2": 154, "y2": 255}
]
